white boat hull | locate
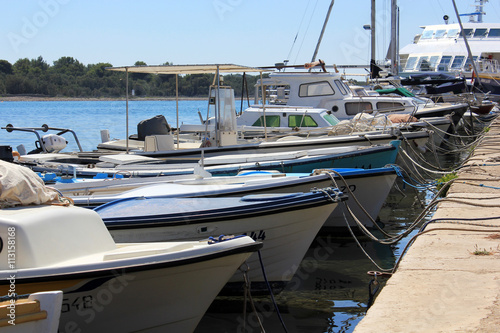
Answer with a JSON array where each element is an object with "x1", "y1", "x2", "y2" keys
[
  {"x1": 0, "y1": 202, "x2": 259, "y2": 333},
  {"x1": 108, "y1": 201, "x2": 337, "y2": 286}
]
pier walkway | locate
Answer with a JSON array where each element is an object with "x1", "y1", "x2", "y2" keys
[{"x1": 354, "y1": 117, "x2": 500, "y2": 332}]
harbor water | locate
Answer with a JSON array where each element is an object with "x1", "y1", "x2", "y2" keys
[
  {"x1": 195, "y1": 181, "x2": 432, "y2": 333},
  {"x1": 0, "y1": 100, "x2": 460, "y2": 332}
]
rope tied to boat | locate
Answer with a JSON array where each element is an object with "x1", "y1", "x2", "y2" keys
[
  {"x1": 45, "y1": 186, "x2": 74, "y2": 206},
  {"x1": 238, "y1": 262, "x2": 267, "y2": 333},
  {"x1": 312, "y1": 186, "x2": 345, "y2": 204},
  {"x1": 312, "y1": 169, "x2": 390, "y2": 236}
]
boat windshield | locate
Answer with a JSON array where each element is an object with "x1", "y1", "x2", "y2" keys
[
  {"x1": 322, "y1": 113, "x2": 340, "y2": 126},
  {"x1": 334, "y1": 80, "x2": 348, "y2": 95},
  {"x1": 428, "y1": 56, "x2": 440, "y2": 71},
  {"x1": 405, "y1": 57, "x2": 418, "y2": 71},
  {"x1": 435, "y1": 30, "x2": 447, "y2": 38},
  {"x1": 421, "y1": 30, "x2": 434, "y2": 39},
  {"x1": 474, "y1": 29, "x2": 488, "y2": 38},
  {"x1": 451, "y1": 56, "x2": 465, "y2": 69},
  {"x1": 447, "y1": 29, "x2": 459, "y2": 38},
  {"x1": 417, "y1": 57, "x2": 430, "y2": 70},
  {"x1": 488, "y1": 29, "x2": 500, "y2": 37},
  {"x1": 461, "y1": 29, "x2": 474, "y2": 38},
  {"x1": 438, "y1": 56, "x2": 453, "y2": 71},
  {"x1": 298, "y1": 81, "x2": 335, "y2": 97}
]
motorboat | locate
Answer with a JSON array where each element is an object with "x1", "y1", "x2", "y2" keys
[
  {"x1": 94, "y1": 64, "x2": 431, "y2": 155},
  {"x1": 94, "y1": 187, "x2": 346, "y2": 291},
  {"x1": 54, "y1": 167, "x2": 398, "y2": 229},
  {"x1": 0, "y1": 161, "x2": 260, "y2": 332},
  {"x1": 236, "y1": 71, "x2": 468, "y2": 126},
  {"x1": 18, "y1": 140, "x2": 402, "y2": 178},
  {"x1": 1, "y1": 64, "x2": 432, "y2": 178}
]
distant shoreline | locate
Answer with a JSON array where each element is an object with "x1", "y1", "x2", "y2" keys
[{"x1": 0, "y1": 96, "x2": 207, "y2": 102}]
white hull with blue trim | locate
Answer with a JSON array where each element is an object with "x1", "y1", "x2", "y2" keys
[
  {"x1": 59, "y1": 167, "x2": 397, "y2": 229},
  {"x1": 0, "y1": 204, "x2": 259, "y2": 332},
  {"x1": 95, "y1": 189, "x2": 345, "y2": 289}
]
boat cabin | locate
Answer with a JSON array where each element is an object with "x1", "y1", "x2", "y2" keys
[
  {"x1": 247, "y1": 71, "x2": 418, "y2": 122},
  {"x1": 399, "y1": 22, "x2": 500, "y2": 78}
]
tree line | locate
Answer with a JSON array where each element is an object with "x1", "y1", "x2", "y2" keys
[{"x1": 0, "y1": 56, "x2": 261, "y2": 98}]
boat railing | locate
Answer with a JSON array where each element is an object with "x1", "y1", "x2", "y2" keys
[
  {"x1": 2, "y1": 124, "x2": 83, "y2": 153},
  {"x1": 477, "y1": 59, "x2": 500, "y2": 74}
]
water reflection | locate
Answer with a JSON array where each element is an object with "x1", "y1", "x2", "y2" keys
[{"x1": 195, "y1": 174, "x2": 433, "y2": 333}]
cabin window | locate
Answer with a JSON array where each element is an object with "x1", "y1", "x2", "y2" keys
[
  {"x1": 417, "y1": 57, "x2": 430, "y2": 71},
  {"x1": 421, "y1": 30, "x2": 434, "y2": 39},
  {"x1": 251, "y1": 115, "x2": 280, "y2": 127},
  {"x1": 345, "y1": 102, "x2": 373, "y2": 116},
  {"x1": 323, "y1": 113, "x2": 339, "y2": 126},
  {"x1": 334, "y1": 80, "x2": 348, "y2": 95},
  {"x1": 352, "y1": 88, "x2": 368, "y2": 96},
  {"x1": 474, "y1": 29, "x2": 488, "y2": 38},
  {"x1": 376, "y1": 102, "x2": 405, "y2": 112},
  {"x1": 434, "y1": 30, "x2": 447, "y2": 38},
  {"x1": 447, "y1": 29, "x2": 459, "y2": 38},
  {"x1": 488, "y1": 29, "x2": 500, "y2": 37},
  {"x1": 461, "y1": 29, "x2": 474, "y2": 38},
  {"x1": 288, "y1": 115, "x2": 318, "y2": 128},
  {"x1": 298, "y1": 81, "x2": 335, "y2": 97},
  {"x1": 428, "y1": 56, "x2": 440, "y2": 70},
  {"x1": 405, "y1": 57, "x2": 418, "y2": 71},
  {"x1": 451, "y1": 56, "x2": 465, "y2": 69},
  {"x1": 438, "y1": 56, "x2": 453, "y2": 71},
  {"x1": 464, "y1": 56, "x2": 478, "y2": 71}
]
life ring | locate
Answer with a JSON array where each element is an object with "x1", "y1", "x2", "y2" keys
[{"x1": 12, "y1": 151, "x2": 21, "y2": 160}]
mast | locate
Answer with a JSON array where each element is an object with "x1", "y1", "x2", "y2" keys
[
  {"x1": 452, "y1": 0, "x2": 481, "y2": 87},
  {"x1": 369, "y1": 0, "x2": 376, "y2": 78},
  {"x1": 390, "y1": 0, "x2": 398, "y2": 76},
  {"x1": 311, "y1": 0, "x2": 335, "y2": 63}
]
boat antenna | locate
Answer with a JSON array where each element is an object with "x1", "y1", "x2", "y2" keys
[
  {"x1": 310, "y1": 0, "x2": 335, "y2": 64},
  {"x1": 459, "y1": 0, "x2": 488, "y2": 23}
]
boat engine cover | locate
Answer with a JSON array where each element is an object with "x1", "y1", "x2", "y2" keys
[
  {"x1": 137, "y1": 115, "x2": 171, "y2": 141},
  {"x1": 41, "y1": 134, "x2": 67, "y2": 153}
]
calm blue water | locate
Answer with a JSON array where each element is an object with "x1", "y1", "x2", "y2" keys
[
  {"x1": 0, "y1": 101, "x2": 435, "y2": 332},
  {"x1": 0, "y1": 100, "x2": 208, "y2": 153}
]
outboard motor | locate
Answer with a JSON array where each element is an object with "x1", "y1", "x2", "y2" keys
[
  {"x1": 137, "y1": 115, "x2": 171, "y2": 141},
  {"x1": 41, "y1": 134, "x2": 67, "y2": 153}
]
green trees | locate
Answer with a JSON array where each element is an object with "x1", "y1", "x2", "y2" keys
[{"x1": 0, "y1": 57, "x2": 261, "y2": 98}]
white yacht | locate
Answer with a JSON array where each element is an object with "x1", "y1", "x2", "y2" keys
[{"x1": 399, "y1": 0, "x2": 500, "y2": 82}]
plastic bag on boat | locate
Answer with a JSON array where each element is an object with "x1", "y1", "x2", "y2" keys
[{"x1": 0, "y1": 160, "x2": 59, "y2": 207}]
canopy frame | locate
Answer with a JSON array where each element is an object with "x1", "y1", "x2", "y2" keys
[{"x1": 106, "y1": 64, "x2": 269, "y2": 152}]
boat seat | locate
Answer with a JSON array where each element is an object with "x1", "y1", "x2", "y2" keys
[{"x1": 0, "y1": 299, "x2": 47, "y2": 327}]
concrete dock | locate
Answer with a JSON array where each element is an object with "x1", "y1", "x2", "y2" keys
[{"x1": 354, "y1": 117, "x2": 500, "y2": 333}]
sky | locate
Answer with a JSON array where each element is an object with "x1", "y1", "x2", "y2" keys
[{"x1": 1, "y1": 0, "x2": 500, "y2": 70}]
